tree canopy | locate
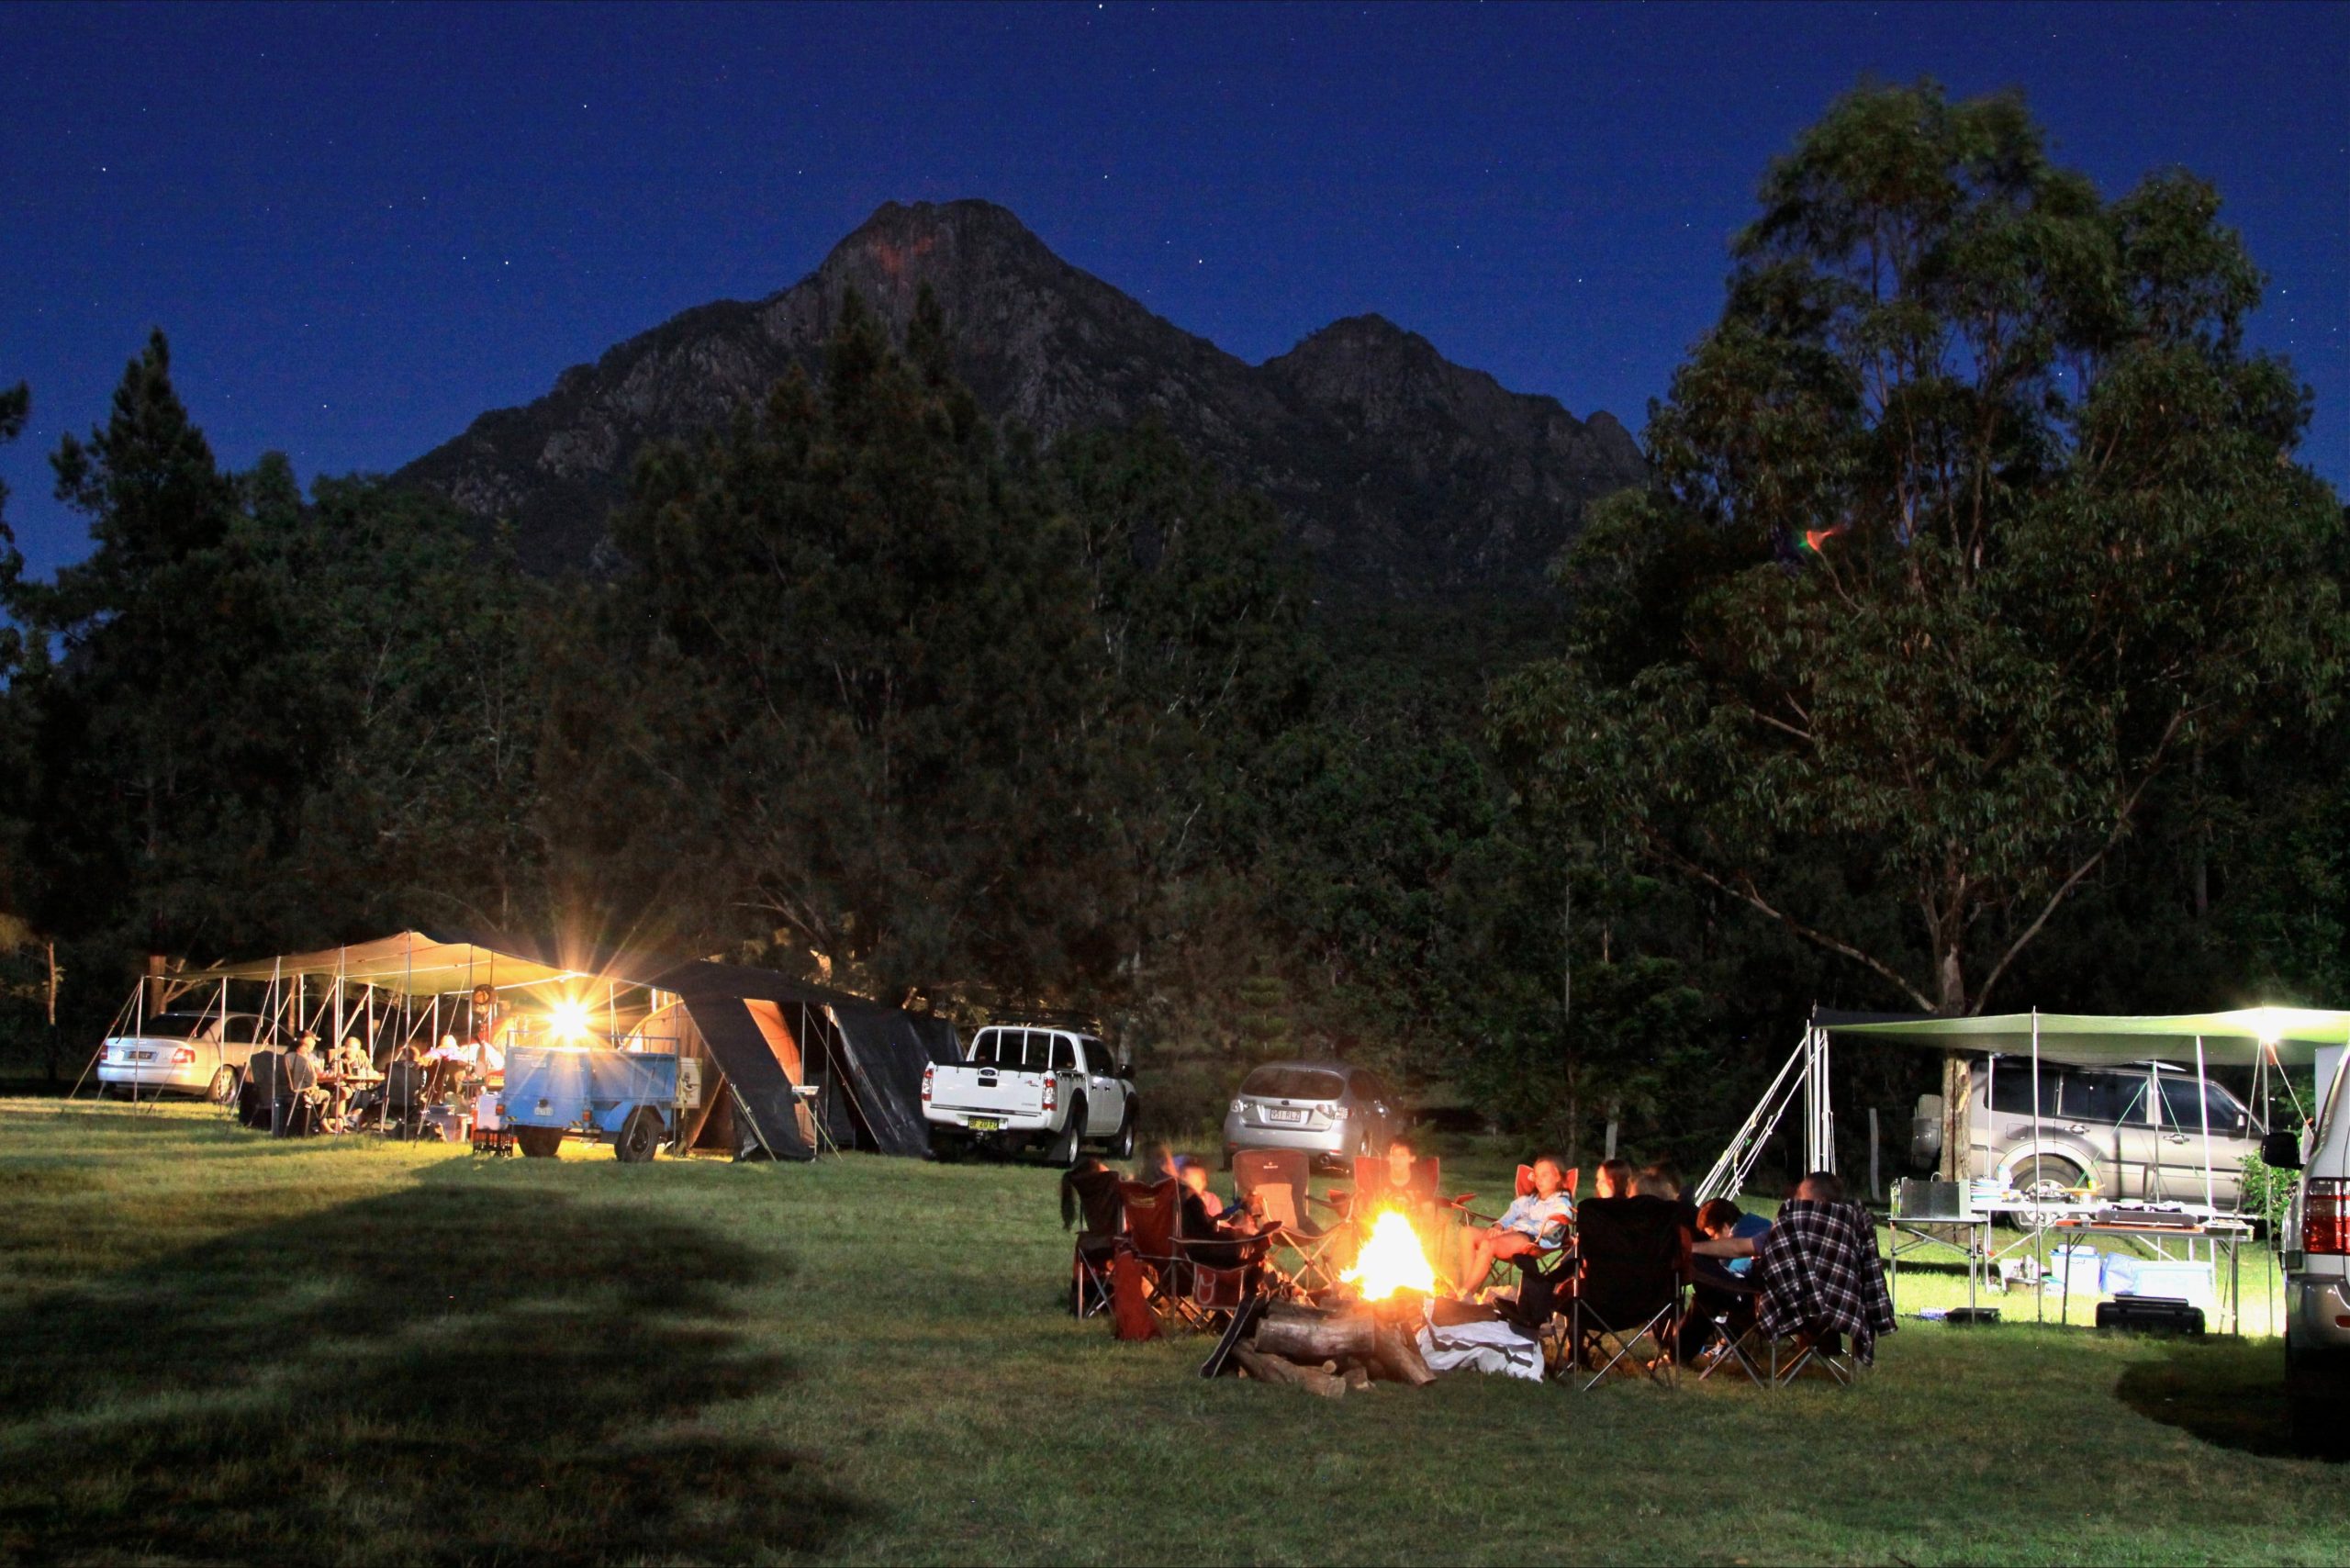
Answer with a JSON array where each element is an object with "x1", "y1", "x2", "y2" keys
[{"x1": 1494, "y1": 81, "x2": 2346, "y2": 1016}]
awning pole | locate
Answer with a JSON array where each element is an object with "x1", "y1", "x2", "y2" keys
[
  {"x1": 2195, "y1": 1035, "x2": 2214, "y2": 1214},
  {"x1": 2031, "y1": 1008, "x2": 2044, "y2": 1327}
]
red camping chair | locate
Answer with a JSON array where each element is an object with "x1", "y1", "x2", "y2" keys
[
  {"x1": 1232, "y1": 1147, "x2": 1344, "y2": 1293},
  {"x1": 1114, "y1": 1179, "x2": 1194, "y2": 1331}
]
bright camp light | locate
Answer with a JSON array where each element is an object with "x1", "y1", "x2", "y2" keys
[{"x1": 548, "y1": 998, "x2": 594, "y2": 1042}]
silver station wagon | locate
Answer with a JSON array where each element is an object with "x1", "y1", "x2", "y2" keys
[{"x1": 1222, "y1": 1060, "x2": 1401, "y2": 1170}]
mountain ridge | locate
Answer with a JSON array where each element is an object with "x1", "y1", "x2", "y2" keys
[{"x1": 397, "y1": 199, "x2": 1647, "y2": 593}]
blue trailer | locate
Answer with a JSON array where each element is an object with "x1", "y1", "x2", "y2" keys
[{"x1": 502, "y1": 1044, "x2": 701, "y2": 1160}]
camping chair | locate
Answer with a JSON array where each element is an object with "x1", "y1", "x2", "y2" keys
[
  {"x1": 237, "y1": 1049, "x2": 282, "y2": 1130},
  {"x1": 1173, "y1": 1226, "x2": 1276, "y2": 1324},
  {"x1": 1114, "y1": 1179, "x2": 1198, "y2": 1331},
  {"x1": 1750, "y1": 1199, "x2": 1895, "y2": 1386},
  {"x1": 1684, "y1": 1271, "x2": 1765, "y2": 1384},
  {"x1": 382, "y1": 1058, "x2": 427, "y2": 1139},
  {"x1": 1232, "y1": 1148, "x2": 1344, "y2": 1293},
  {"x1": 1565, "y1": 1194, "x2": 1689, "y2": 1390},
  {"x1": 1063, "y1": 1165, "x2": 1125, "y2": 1318}
]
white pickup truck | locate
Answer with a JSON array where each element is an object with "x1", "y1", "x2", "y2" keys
[{"x1": 923, "y1": 1023, "x2": 1136, "y2": 1164}]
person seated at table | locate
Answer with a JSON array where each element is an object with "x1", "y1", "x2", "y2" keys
[
  {"x1": 278, "y1": 1033, "x2": 325, "y2": 1137},
  {"x1": 1457, "y1": 1154, "x2": 1575, "y2": 1300},
  {"x1": 423, "y1": 1035, "x2": 466, "y2": 1100}
]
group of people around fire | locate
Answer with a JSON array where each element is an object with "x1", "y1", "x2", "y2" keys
[{"x1": 1081, "y1": 1129, "x2": 1874, "y2": 1368}]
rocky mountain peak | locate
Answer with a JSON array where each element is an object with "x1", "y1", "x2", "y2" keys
[{"x1": 397, "y1": 201, "x2": 1646, "y2": 595}]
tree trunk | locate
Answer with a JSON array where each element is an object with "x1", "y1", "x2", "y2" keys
[
  {"x1": 1228, "y1": 1344, "x2": 1346, "y2": 1398},
  {"x1": 1937, "y1": 1052, "x2": 1971, "y2": 1182}
]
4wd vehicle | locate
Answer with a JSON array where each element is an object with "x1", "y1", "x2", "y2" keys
[
  {"x1": 1913, "y1": 1055, "x2": 2264, "y2": 1203},
  {"x1": 923, "y1": 1024, "x2": 1136, "y2": 1164},
  {"x1": 96, "y1": 1011, "x2": 275, "y2": 1103}
]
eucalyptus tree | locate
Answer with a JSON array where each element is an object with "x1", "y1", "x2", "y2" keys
[{"x1": 1495, "y1": 83, "x2": 2345, "y2": 1018}]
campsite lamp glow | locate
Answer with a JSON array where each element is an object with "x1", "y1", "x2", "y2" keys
[{"x1": 547, "y1": 997, "x2": 594, "y2": 1044}]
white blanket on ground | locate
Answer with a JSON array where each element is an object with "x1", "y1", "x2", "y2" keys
[{"x1": 1416, "y1": 1316, "x2": 1544, "y2": 1381}]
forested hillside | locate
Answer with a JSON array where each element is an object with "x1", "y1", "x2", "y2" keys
[{"x1": 3, "y1": 84, "x2": 2343, "y2": 1163}]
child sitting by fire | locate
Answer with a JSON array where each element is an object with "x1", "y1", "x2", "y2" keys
[{"x1": 1457, "y1": 1154, "x2": 1575, "y2": 1302}]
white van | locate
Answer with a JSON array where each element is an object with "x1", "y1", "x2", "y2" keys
[{"x1": 2271, "y1": 1055, "x2": 2350, "y2": 1453}]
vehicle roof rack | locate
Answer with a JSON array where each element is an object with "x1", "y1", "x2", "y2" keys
[{"x1": 983, "y1": 1009, "x2": 1106, "y2": 1036}]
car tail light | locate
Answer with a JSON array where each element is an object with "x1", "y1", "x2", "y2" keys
[
  {"x1": 1042, "y1": 1074, "x2": 1058, "y2": 1113},
  {"x1": 2306, "y1": 1180, "x2": 2350, "y2": 1256},
  {"x1": 171, "y1": 1047, "x2": 196, "y2": 1066},
  {"x1": 921, "y1": 1065, "x2": 934, "y2": 1104}
]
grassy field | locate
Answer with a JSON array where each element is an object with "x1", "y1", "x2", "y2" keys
[{"x1": 0, "y1": 1099, "x2": 2337, "y2": 1566}]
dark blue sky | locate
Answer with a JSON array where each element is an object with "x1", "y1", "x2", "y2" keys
[{"x1": 3, "y1": 1, "x2": 2343, "y2": 579}]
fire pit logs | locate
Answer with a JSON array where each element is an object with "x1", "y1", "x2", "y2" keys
[{"x1": 1216, "y1": 1302, "x2": 1437, "y2": 1396}]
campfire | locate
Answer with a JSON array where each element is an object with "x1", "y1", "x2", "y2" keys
[
  {"x1": 1341, "y1": 1209, "x2": 1437, "y2": 1301},
  {"x1": 1214, "y1": 1207, "x2": 1441, "y2": 1397}
]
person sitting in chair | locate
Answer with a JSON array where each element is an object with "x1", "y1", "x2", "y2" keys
[
  {"x1": 1458, "y1": 1154, "x2": 1574, "y2": 1301},
  {"x1": 1593, "y1": 1158, "x2": 1635, "y2": 1199},
  {"x1": 278, "y1": 1034, "x2": 324, "y2": 1137},
  {"x1": 1683, "y1": 1197, "x2": 1773, "y2": 1360}
]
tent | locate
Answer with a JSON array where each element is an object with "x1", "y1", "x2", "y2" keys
[
  {"x1": 655, "y1": 963, "x2": 960, "y2": 1162},
  {"x1": 1697, "y1": 1005, "x2": 2350, "y2": 1206}
]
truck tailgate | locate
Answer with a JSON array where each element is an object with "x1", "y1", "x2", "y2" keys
[{"x1": 931, "y1": 1066, "x2": 1048, "y2": 1117}]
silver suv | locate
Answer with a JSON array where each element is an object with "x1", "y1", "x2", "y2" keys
[
  {"x1": 1222, "y1": 1060, "x2": 1400, "y2": 1170},
  {"x1": 1918, "y1": 1056, "x2": 2262, "y2": 1203}
]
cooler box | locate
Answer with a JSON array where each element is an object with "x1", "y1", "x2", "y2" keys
[
  {"x1": 2052, "y1": 1244, "x2": 2103, "y2": 1296},
  {"x1": 2129, "y1": 1259, "x2": 2214, "y2": 1312},
  {"x1": 2100, "y1": 1253, "x2": 2142, "y2": 1295}
]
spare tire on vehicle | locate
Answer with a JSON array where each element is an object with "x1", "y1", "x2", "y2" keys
[{"x1": 515, "y1": 1126, "x2": 565, "y2": 1159}]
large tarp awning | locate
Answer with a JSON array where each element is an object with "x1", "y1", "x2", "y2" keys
[
  {"x1": 187, "y1": 930, "x2": 665, "y2": 1001},
  {"x1": 1816, "y1": 1006, "x2": 2350, "y2": 1068}
]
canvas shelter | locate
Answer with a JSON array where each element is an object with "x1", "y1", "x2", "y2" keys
[
  {"x1": 106, "y1": 929, "x2": 958, "y2": 1163},
  {"x1": 1697, "y1": 1005, "x2": 2350, "y2": 1207}
]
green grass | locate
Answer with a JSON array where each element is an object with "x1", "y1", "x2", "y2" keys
[{"x1": 0, "y1": 1099, "x2": 2337, "y2": 1565}]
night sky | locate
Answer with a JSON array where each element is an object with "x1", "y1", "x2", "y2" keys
[{"x1": 3, "y1": 1, "x2": 2343, "y2": 580}]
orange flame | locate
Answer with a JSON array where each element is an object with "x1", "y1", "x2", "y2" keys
[{"x1": 1341, "y1": 1209, "x2": 1437, "y2": 1301}]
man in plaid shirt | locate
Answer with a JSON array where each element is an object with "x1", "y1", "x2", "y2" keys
[{"x1": 1751, "y1": 1172, "x2": 1897, "y2": 1365}]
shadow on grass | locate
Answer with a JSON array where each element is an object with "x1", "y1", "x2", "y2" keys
[
  {"x1": 0, "y1": 1156, "x2": 863, "y2": 1562},
  {"x1": 2114, "y1": 1339, "x2": 2302, "y2": 1460}
]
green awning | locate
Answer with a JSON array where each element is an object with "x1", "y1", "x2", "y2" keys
[{"x1": 1818, "y1": 1007, "x2": 2350, "y2": 1069}]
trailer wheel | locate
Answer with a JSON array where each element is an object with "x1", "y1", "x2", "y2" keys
[
  {"x1": 516, "y1": 1126, "x2": 565, "y2": 1159},
  {"x1": 615, "y1": 1105, "x2": 663, "y2": 1163}
]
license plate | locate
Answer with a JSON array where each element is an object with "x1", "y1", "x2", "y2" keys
[
  {"x1": 131, "y1": 1050, "x2": 155, "y2": 1062},
  {"x1": 1266, "y1": 1107, "x2": 1304, "y2": 1124},
  {"x1": 966, "y1": 1116, "x2": 1002, "y2": 1132}
]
